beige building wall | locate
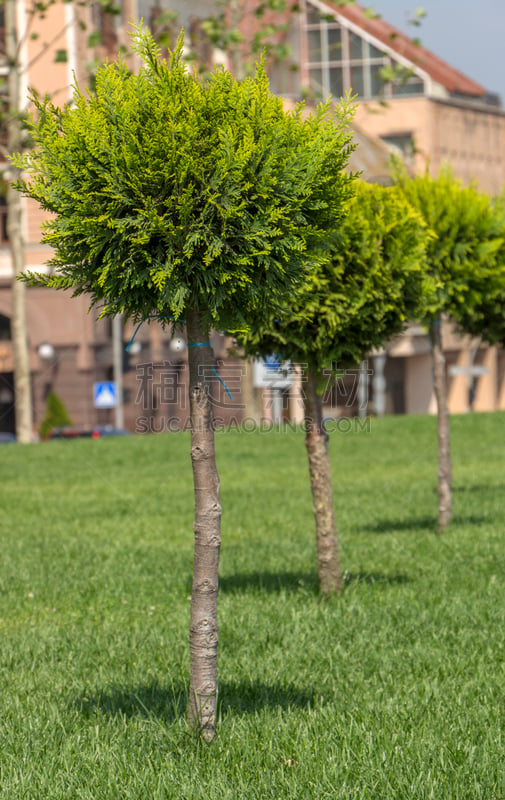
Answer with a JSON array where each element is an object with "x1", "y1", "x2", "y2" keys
[
  {"x1": 432, "y1": 101, "x2": 505, "y2": 194},
  {"x1": 473, "y1": 347, "x2": 498, "y2": 412},
  {"x1": 2, "y1": 1, "x2": 505, "y2": 432},
  {"x1": 404, "y1": 354, "x2": 435, "y2": 415},
  {"x1": 0, "y1": 2, "x2": 117, "y2": 435},
  {"x1": 354, "y1": 97, "x2": 505, "y2": 195},
  {"x1": 353, "y1": 95, "x2": 505, "y2": 416},
  {"x1": 23, "y1": 3, "x2": 74, "y2": 102}
]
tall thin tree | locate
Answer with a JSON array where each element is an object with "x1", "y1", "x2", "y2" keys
[
  {"x1": 395, "y1": 166, "x2": 505, "y2": 531},
  {"x1": 14, "y1": 27, "x2": 354, "y2": 737},
  {"x1": 2, "y1": 0, "x2": 119, "y2": 442},
  {"x1": 239, "y1": 181, "x2": 430, "y2": 593},
  {"x1": 5, "y1": 0, "x2": 32, "y2": 442}
]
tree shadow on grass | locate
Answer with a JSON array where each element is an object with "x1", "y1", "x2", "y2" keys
[
  {"x1": 74, "y1": 680, "x2": 187, "y2": 723},
  {"x1": 355, "y1": 511, "x2": 490, "y2": 534},
  {"x1": 219, "y1": 570, "x2": 319, "y2": 594},
  {"x1": 343, "y1": 571, "x2": 411, "y2": 587},
  {"x1": 451, "y1": 512, "x2": 490, "y2": 526},
  {"x1": 73, "y1": 678, "x2": 315, "y2": 722},
  {"x1": 219, "y1": 569, "x2": 411, "y2": 594},
  {"x1": 453, "y1": 483, "x2": 505, "y2": 493},
  {"x1": 354, "y1": 515, "x2": 436, "y2": 534},
  {"x1": 219, "y1": 679, "x2": 315, "y2": 717}
]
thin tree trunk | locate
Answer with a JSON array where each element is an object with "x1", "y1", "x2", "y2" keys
[
  {"x1": 186, "y1": 307, "x2": 221, "y2": 741},
  {"x1": 241, "y1": 356, "x2": 259, "y2": 424},
  {"x1": 304, "y1": 366, "x2": 342, "y2": 595},
  {"x1": 6, "y1": 0, "x2": 32, "y2": 443},
  {"x1": 429, "y1": 315, "x2": 452, "y2": 532},
  {"x1": 467, "y1": 336, "x2": 482, "y2": 412}
]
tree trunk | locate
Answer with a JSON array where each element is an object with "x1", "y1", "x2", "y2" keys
[
  {"x1": 241, "y1": 356, "x2": 259, "y2": 424},
  {"x1": 229, "y1": 0, "x2": 245, "y2": 81},
  {"x1": 304, "y1": 367, "x2": 342, "y2": 595},
  {"x1": 429, "y1": 315, "x2": 452, "y2": 532},
  {"x1": 6, "y1": 0, "x2": 33, "y2": 443},
  {"x1": 186, "y1": 308, "x2": 221, "y2": 741}
]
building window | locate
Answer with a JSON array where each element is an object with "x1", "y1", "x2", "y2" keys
[
  {"x1": 305, "y1": 1, "x2": 426, "y2": 101},
  {"x1": 0, "y1": 9, "x2": 4, "y2": 57},
  {"x1": 380, "y1": 132, "x2": 416, "y2": 162},
  {"x1": 0, "y1": 197, "x2": 7, "y2": 244},
  {"x1": 392, "y1": 77, "x2": 425, "y2": 96},
  {"x1": 90, "y1": 1, "x2": 119, "y2": 58},
  {"x1": 0, "y1": 313, "x2": 11, "y2": 341}
]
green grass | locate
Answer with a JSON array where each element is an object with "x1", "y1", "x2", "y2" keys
[{"x1": 1, "y1": 413, "x2": 504, "y2": 799}]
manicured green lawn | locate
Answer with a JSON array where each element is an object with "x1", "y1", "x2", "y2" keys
[{"x1": 1, "y1": 413, "x2": 504, "y2": 798}]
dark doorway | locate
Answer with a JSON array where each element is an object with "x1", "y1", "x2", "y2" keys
[
  {"x1": 0, "y1": 372, "x2": 15, "y2": 433},
  {"x1": 0, "y1": 313, "x2": 11, "y2": 340}
]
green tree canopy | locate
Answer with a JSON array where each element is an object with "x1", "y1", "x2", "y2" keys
[
  {"x1": 15, "y1": 27, "x2": 355, "y2": 331},
  {"x1": 39, "y1": 390, "x2": 72, "y2": 440},
  {"x1": 12, "y1": 25, "x2": 357, "y2": 739},
  {"x1": 239, "y1": 180, "x2": 430, "y2": 368},
  {"x1": 394, "y1": 165, "x2": 505, "y2": 330},
  {"x1": 449, "y1": 191, "x2": 505, "y2": 346},
  {"x1": 394, "y1": 165, "x2": 505, "y2": 531},
  {"x1": 238, "y1": 180, "x2": 430, "y2": 595}
]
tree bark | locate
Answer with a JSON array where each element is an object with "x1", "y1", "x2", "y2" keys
[
  {"x1": 186, "y1": 308, "x2": 221, "y2": 741},
  {"x1": 304, "y1": 367, "x2": 342, "y2": 595},
  {"x1": 6, "y1": 0, "x2": 33, "y2": 443},
  {"x1": 429, "y1": 315, "x2": 452, "y2": 532}
]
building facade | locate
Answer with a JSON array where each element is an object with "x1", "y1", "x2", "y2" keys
[
  {"x1": 1, "y1": 0, "x2": 504, "y2": 437},
  {"x1": 294, "y1": 0, "x2": 505, "y2": 415}
]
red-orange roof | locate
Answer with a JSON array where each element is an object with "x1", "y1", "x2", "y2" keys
[{"x1": 323, "y1": 1, "x2": 487, "y2": 97}]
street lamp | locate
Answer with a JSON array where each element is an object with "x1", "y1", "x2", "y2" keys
[
  {"x1": 37, "y1": 342, "x2": 56, "y2": 362},
  {"x1": 170, "y1": 336, "x2": 186, "y2": 354}
]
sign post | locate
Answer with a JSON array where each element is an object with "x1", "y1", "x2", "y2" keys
[
  {"x1": 93, "y1": 381, "x2": 118, "y2": 410},
  {"x1": 253, "y1": 356, "x2": 293, "y2": 423},
  {"x1": 448, "y1": 364, "x2": 489, "y2": 412}
]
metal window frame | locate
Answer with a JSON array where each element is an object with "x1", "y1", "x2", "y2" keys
[{"x1": 303, "y1": 0, "x2": 428, "y2": 101}]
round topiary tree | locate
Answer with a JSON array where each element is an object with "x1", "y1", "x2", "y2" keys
[
  {"x1": 449, "y1": 192, "x2": 505, "y2": 348},
  {"x1": 239, "y1": 181, "x2": 430, "y2": 594},
  {"x1": 394, "y1": 166, "x2": 505, "y2": 532},
  {"x1": 14, "y1": 27, "x2": 355, "y2": 738}
]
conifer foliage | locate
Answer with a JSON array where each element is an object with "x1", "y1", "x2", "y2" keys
[
  {"x1": 39, "y1": 390, "x2": 73, "y2": 440},
  {"x1": 395, "y1": 166, "x2": 505, "y2": 531},
  {"x1": 240, "y1": 181, "x2": 430, "y2": 594},
  {"x1": 13, "y1": 26, "x2": 355, "y2": 739},
  {"x1": 16, "y1": 28, "x2": 355, "y2": 330},
  {"x1": 242, "y1": 181, "x2": 429, "y2": 366}
]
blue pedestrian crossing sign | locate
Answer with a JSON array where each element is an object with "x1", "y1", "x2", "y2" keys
[
  {"x1": 264, "y1": 354, "x2": 282, "y2": 372},
  {"x1": 253, "y1": 357, "x2": 293, "y2": 389},
  {"x1": 93, "y1": 381, "x2": 117, "y2": 409}
]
